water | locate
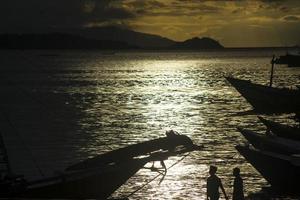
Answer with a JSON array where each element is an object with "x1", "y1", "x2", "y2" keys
[{"x1": 0, "y1": 50, "x2": 299, "y2": 199}]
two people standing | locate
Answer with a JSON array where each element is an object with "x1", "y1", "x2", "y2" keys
[{"x1": 206, "y1": 166, "x2": 244, "y2": 200}]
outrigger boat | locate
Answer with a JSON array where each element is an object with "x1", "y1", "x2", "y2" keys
[
  {"x1": 258, "y1": 116, "x2": 300, "y2": 141},
  {"x1": 226, "y1": 77, "x2": 300, "y2": 114},
  {"x1": 236, "y1": 145, "x2": 300, "y2": 194},
  {"x1": 237, "y1": 127, "x2": 300, "y2": 155},
  {"x1": 0, "y1": 131, "x2": 201, "y2": 199}
]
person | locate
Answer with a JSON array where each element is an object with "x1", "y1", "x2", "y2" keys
[
  {"x1": 207, "y1": 165, "x2": 229, "y2": 200},
  {"x1": 232, "y1": 167, "x2": 244, "y2": 200}
]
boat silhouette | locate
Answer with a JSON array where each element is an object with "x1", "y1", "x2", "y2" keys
[
  {"x1": 0, "y1": 131, "x2": 201, "y2": 199},
  {"x1": 226, "y1": 76, "x2": 300, "y2": 114}
]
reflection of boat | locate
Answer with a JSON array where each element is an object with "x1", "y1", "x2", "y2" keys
[
  {"x1": 258, "y1": 117, "x2": 300, "y2": 141},
  {"x1": 236, "y1": 145, "x2": 300, "y2": 194},
  {"x1": 226, "y1": 77, "x2": 300, "y2": 114},
  {"x1": 274, "y1": 53, "x2": 300, "y2": 67},
  {"x1": 238, "y1": 127, "x2": 300, "y2": 155},
  {"x1": 1, "y1": 132, "x2": 201, "y2": 199}
]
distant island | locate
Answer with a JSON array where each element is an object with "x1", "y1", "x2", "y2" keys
[
  {"x1": 170, "y1": 37, "x2": 223, "y2": 50},
  {"x1": 0, "y1": 26, "x2": 224, "y2": 50}
]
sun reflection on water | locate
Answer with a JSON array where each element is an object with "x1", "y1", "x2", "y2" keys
[{"x1": 2, "y1": 51, "x2": 299, "y2": 199}]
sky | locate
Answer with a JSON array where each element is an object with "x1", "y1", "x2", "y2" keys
[{"x1": 1, "y1": 0, "x2": 300, "y2": 47}]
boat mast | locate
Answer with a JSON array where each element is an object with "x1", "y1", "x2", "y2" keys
[{"x1": 269, "y1": 55, "x2": 275, "y2": 87}]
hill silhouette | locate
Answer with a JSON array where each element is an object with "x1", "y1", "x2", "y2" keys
[
  {"x1": 0, "y1": 33, "x2": 137, "y2": 49},
  {"x1": 70, "y1": 26, "x2": 175, "y2": 49},
  {"x1": 170, "y1": 37, "x2": 224, "y2": 49},
  {"x1": 0, "y1": 27, "x2": 224, "y2": 50}
]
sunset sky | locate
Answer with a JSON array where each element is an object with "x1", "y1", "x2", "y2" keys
[{"x1": 1, "y1": 0, "x2": 300, "y2": 47}]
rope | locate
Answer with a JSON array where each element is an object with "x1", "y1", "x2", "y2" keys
[{"x1": 124, "y1": 153, "x2": 190, "y2": 198}]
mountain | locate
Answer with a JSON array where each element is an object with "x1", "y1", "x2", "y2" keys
[
  {"x1": 170, "y1": 37, "x2": 224, "y2": 49},
  {"x1": 70, "y1": 26, "x2": 175, "y2": 49},
  {"x1": 0, "y1": 27, "x2": 225, "y2": 50},
  {"x1": 0, "y1": 33, "x2": 137, "y2": 49}
]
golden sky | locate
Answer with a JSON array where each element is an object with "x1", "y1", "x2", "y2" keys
[
  {"x1": 1, "y1": 0, "x2": 300, "y2": 47},
  {"x1": 108, "y1": 0, "x2": 300, "y2": 47}
]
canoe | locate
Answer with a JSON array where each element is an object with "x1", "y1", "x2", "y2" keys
[
  {"x1": 66, "y1": 132, "x2": 198, "y2": 171},
  {"x1": 258, "y1": 116, "x2": 300, "y2": 141},
  {"x1": 22, "y1": 147, "x2": 196, "y2": 199},
  {"x1": 236, "y1": 145, "x2": 300, "y2": 194},
  {"x1": 237, "y1": 127, "x2": 300, "y2": 155},
  {"x1": 22, "y1": 156, "x2": 151, "y2": 199},
  {"x1": 1, "y1": 133, "x2": 201, "y2": 199},
  {"x1": 226, "y1": 77, "x2": 300, "y2": 114}
]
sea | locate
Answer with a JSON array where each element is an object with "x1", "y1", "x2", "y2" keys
[{"x1": 0, "y1": 49, "x2": 299, "y2": 200}]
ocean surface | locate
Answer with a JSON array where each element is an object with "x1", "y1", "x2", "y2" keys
[{"x1": 0, "y1": 50, "x2": 299, "y2": 199}]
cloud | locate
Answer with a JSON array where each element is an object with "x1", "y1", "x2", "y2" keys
[
  {"x1": 0, "y1": 0, "x2": 135, "y2": 32},
  {"x1": 124, "y1": 0, "x2": 222, "y2": 17},
  {"x1": 1, "y1": 0, "x2": 300, "y2": 46}
]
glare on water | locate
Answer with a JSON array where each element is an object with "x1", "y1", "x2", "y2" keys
[{"x1": 0, "y1": 50, "x2": 299, "y2": 199}]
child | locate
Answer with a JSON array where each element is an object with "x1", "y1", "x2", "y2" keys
[
  {"x1": 207, "y1": 165, "x2": 229, "y2": 200},
  {"x1": 232, "y1": 167, "x2": 244, "y2": 200}
]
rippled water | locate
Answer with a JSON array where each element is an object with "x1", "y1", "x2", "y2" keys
[{"x1": 0, "y1": 50, "x2": 299, "y2": 199}]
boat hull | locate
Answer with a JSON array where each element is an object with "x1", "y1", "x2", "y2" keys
[
  {"x1": 66, "y1": 134, "x2": 194, "y2": 171},
  {"x1": 258, "y1": 117, "x2": 300, "y2": 141},
  {"x1": 0, "y1": 133, "x2": 200, "y2": 199},
  {"x1": 238, "y1": 127, "x2": 300, "y2": 155},
  {"x1": 226, "y1": 77, "x2": 300, "y2": 114},
  {"x1": 275, "y1": 54, "x2": 300, "y2": 67},
  {"x1": 4, "y1": 158, "x2": 148, "y2": 199},
  {"x1": 236, "y1": 145, "x2": 300, "y2": 194}
]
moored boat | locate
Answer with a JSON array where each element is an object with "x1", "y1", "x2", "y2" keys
[
  {"x1": 21, "y1": 156, "x2": 153, "y2": 199},
  {"x1": 0, "y1": 132, "x2": 201, "y2": 199},
  {"x1": 258, "y1": 116, "x2": 300, "y2": 141},
  {"x1": 226, "y1": 77, "x2": 300, "y2": 114},
  {"x1": 66, "y1": 131, "x2": 197, "y2": 171},
  {"x1": 237, "y1": 127, "x2": 300, "y2": 155},
  {"x1": 274, "y1": 53, "x2": 300, "y2": 67},
  {"x1": 236, "y1": 145, "x2": 300, "y2": 194}
]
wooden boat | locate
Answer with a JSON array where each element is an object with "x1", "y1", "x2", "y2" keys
[
  {"x1": 19, "y1": 156, "x2": 153, "y2": 199},
  {"x1": 236, "y1": 145, "x2": 300, "y2": 194},
  {"x1": 237, "y1": 127, "x2": 300, "y2": 155},
  {"x1": 226, "y1": 77, "x2": 300, "y2": 114},
  {"x1": 0, "y1": 132, "x2": 201, "y2": 199},
  {"x1": 274, "y1": 53, "x2": 300, "y2": 67},
  {"x1": 258, "y1": 116, "x2": 300, "y2": 141},
  {"x1": 66, "y1": 131, "x2": 198, "y2": 171}
]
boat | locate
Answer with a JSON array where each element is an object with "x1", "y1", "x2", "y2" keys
[
  {"x1": 237, "y1": 127, "x2": 300, "y2": 155},
  {"x1": 258, "y1": 117, "x2": 300, "y2": 141},
  {"x1": 274, "y1": 53, "x2": 300, "y2": 67},
  {"x1": 236, "y1": 145, "x2": 300, "y2": 194},
  {"x1": 226, "y1": 77, "x2": 300, "y2": 114},
  {"x1": 66, "y1": 131, "x2": 199, "y2": 171},
  {"x1": 18, "y1": 156, "x2": 154, "y2": 199},
  {"x1": 0, "y1": 132, "x2": 201, "y2": 199},
  {"x1": 67, "y1": 131, "x2": 201, "y2": 170}
]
